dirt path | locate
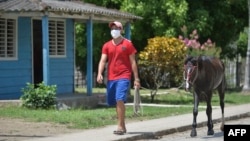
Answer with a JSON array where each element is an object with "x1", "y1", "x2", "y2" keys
[{"x1": 0, "y1": 117, "x2": 83, "y2": 141}]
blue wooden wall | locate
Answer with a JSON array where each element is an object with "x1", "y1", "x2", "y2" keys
[
  {"x1": 0, "y1": 18, "x2": 75, "y2": 99},
  {"x1": 50, "y1": 19, "x2": 74, "y2": 95},
  {"x1": 0, "y1": 17, "x2": 32, "y2": 99}
]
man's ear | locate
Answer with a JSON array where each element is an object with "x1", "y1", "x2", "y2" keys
[{"x1": 120, "y1": 29, "x2": 124, "y2": 34}]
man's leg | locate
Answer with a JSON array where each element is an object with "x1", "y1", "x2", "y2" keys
[
  {"x1": 116, "y1": 100, "x2": 126, "y2": 132},
  {"x1": 114, "y1": 79, "x2": 129, "y2": 134}
]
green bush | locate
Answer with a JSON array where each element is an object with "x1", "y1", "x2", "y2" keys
[{"x1": 20, "y1": 82, "x2": 57, "y2": 109}]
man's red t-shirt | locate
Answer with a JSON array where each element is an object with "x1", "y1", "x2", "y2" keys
[{"x1": 102, "y1": 38, "x2": 137, "y2": 80}]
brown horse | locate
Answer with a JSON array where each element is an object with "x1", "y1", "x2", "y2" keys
[{"x1": 184, "y1": 55, "x2": 226, "y2": 137}]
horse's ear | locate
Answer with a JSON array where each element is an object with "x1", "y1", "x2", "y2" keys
[
  {"x1": 189, "y1": 56, "x2": 196, "y2": 65},
  {"x1": 184, "y1": 55, "x2": 193, "y2": 64}
]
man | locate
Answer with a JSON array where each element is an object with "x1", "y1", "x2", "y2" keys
[{"x1": 97, "y1": 21, "x2": 141, "y2": 135}]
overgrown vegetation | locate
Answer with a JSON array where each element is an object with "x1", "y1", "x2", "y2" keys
[{"x1": 20, "y1": 82, "x2": 57, "y2": 109}]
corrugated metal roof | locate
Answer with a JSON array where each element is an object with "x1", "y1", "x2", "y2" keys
[{"x1": 0, "y1": 0, "x2": 142, "y2": 22}]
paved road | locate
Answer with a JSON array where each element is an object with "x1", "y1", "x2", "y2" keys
[{"x1": 136, "y1": 117, "x2": 250, "y2": 141}]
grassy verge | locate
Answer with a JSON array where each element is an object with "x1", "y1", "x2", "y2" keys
[
  {"x1": 0, "y1": 105, "x2": 194, "y2": 129},
  {"x1": 0, "y1": 88, "x2": 250, "y2": 129}
]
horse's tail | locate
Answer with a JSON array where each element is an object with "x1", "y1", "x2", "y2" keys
[{"x1": 221, "y1": 60, "x2": 227, "y2": 91}]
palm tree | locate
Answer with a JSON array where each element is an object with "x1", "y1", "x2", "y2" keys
[{"x1": 242, "y1": 0, "x2": 250, "y2": 92}]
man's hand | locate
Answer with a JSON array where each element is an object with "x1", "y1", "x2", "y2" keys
[
  {"x1": 97, "y1": 74, "x2": 103, "y2": 84},
  {"x1": 134, "y1": 79, "x2": 141, "y2": 89}
]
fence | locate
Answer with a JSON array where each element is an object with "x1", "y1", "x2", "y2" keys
[
  {"x1": 74, "y1": 67, "x2": 85, "y2": 88},
  {"x1": 224, "y1": 58, "x2": 245, "y2": 89}
]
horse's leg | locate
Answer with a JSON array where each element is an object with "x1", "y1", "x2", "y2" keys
[
  {"x1": 218, "y1": 81, "x2": 225, "y2": 131},
  {"x1": 206, "y1": 91, "x2": 214, "y2": 136},
  {"x1": 190, "y1": 91, "x2": 199, "y2": 137}
]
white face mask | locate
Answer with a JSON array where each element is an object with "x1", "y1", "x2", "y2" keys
[{"x1": 110, "y1": 29, "x2": 121, "y2": 39}]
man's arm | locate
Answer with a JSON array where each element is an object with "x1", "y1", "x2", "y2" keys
[
  {"x1": 97, "y1": 54, "x2": 107, "y2": 84},
  {"x1": 129, "y1": 54, "x2": 140, "y2": 88}
]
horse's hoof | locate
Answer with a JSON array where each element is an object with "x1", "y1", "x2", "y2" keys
[
  {"x1": 207, "y1": 130, "x2": 214, "y2": 135},
  {"x1": 220, "y1": 125, "x2": 224, "y2": 131},
  {"x1": 190, "y1": 130, "x2": 197, "y2": 137}
]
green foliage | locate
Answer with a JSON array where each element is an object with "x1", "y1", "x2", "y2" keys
[
  {"x1": 120, "y1": 0, "x2": 188, "y2": 51},
  {"x1": 75, "y1": 22, "x2": 111, "y2": 75},
  {"x1": 75, "y1": 23, "x2": 87, "y2": 74},
  {"x1": 236, "y1": 28, "x2": 248, "y2": 58},
  {"x1": 75, "y1": 0, "x2": 247, "y2": 75},
  {"x1": 20, "y1": 82, "x2": 57, "y2": 109},
  {"x1": 186, "y1": 0, "x2": 248, "y2": 58}
]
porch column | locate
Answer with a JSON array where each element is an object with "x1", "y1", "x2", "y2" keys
[
  {"x1": 86, "y1": 17, "x2": 93, "y2": 96},
  {"x1": 124, "y1": 22, "x2": 131, "y2": 40},
  {"x1": 124, "y1": 22, "x2": 132, "y2": 95},
  {"x1": 42, "y1": 15, "x2": 50, "y2": 85}
]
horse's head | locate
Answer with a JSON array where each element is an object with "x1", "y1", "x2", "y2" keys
[{"x1": 184, "y1": 56, "x2": 198, "y2": 91}]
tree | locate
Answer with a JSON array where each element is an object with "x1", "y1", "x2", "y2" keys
[
  {"x1": 138, "y1": 37, "x2": 186, "y2": 102},
  {"x1": 185, "y1": 0, "x2": 248, "y2": 59},
  {"x1": 119, "y1": 0, "x2": 248, "y2": 58},
  {"x1": 75, "y1": 0, "x2": 248, "y2": 89},
  {"x1": 121, "y1": 0, "x2": 188, "y2": 52},
  {"x1": 242, "y1": 0, "x2": 250, "y2": 92}
]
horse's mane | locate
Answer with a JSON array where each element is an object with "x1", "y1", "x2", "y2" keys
[{"x1": 184, "y1": 55, "x2": 218, "y2": 69}]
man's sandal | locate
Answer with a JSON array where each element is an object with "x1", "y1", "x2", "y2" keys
[{"x1": 113, "y1": 130, "x2": 126, "y2": 135}]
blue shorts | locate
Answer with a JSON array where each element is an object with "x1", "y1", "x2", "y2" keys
[{"x1": 106, "y1": 79, "x2": 130, "y2": 106}]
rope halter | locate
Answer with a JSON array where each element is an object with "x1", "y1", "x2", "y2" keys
[{"x1": 183, "y1": 62, "x2": 198, "y2": 89}]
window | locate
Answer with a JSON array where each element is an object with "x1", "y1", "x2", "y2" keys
[
  {"x1": 0, "y1": 18, "x2": 16, "y2": 60},
  {"x1": 49, "y1": 20, "x2": 66, "y2": 57}
]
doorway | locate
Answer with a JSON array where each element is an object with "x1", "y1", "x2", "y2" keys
[{"x1": 32, "y1": 19, "x2": 43, "y2": 85}]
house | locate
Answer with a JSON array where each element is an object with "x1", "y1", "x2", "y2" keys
[{"x1": 0, "y1": 0, "x2": 142, "y2": 99}]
